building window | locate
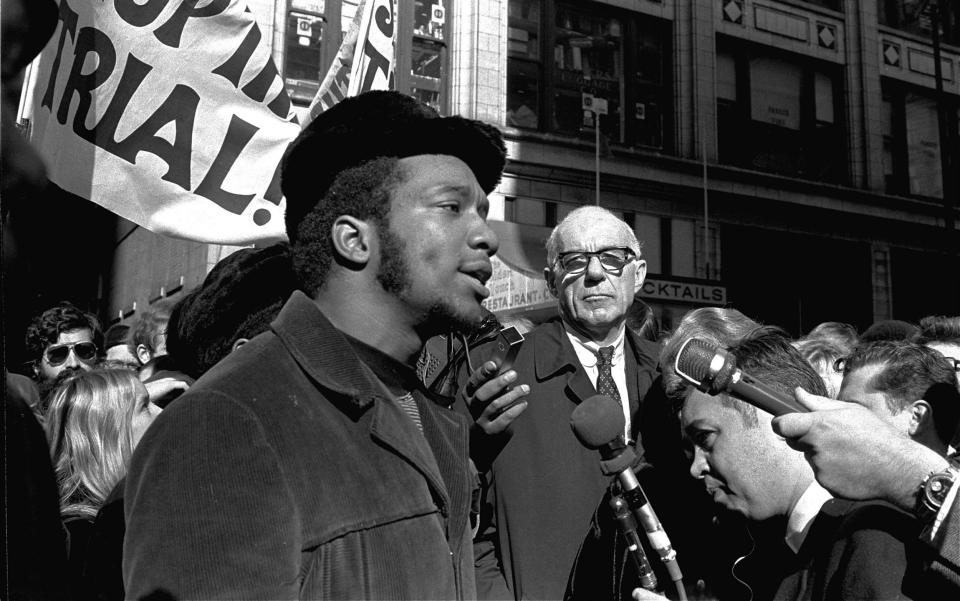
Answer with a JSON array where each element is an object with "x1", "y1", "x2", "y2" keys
[
  {"x1": 409, "y1": 0, "x2": 448, "y2": 112},
  {"x1": 880, "y1": 1, "x2": 960, "y2": 46},
  {"x1": 507, "y1": 0, "x2": 673, "y2": 151},
  {"x1": 283, "y1": 1, "x2": 450, "y2": 112},
  {"x1": 508, "y1": 0, "x2": 542, "y2": 128},
  {"x1": 515, "y1": 198, "x2": 548, "y2": 225},
  {"x1": 716, "y1": 38, "x2": 846, "y2": 183},
  {"x1": 284, "y1": 0, "x2": 328, "y2": 105},
  {"x1": 881, "y1": 80, "x2": 960, "y2": 199},
  {"x1": 800, "y1": 0, "x2": 841, "y2": 10},
  {"x1": 633, "y1": 213, "x2": 662, "y2": 274}
]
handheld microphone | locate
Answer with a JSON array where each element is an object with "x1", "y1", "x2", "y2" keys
[
  {"x1": 571, "y1": 395, "x2": 684, "y2": 588},
  {"x1": 609, "y1": 493, "x2": 657, "y2": 591},
  {"x1": 674, "y1": 338, "x2": 808, "y2": 416}
]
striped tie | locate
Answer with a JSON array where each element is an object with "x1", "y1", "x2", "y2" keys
[{"x1": 396, "y1": 392, "x2": 424, "y2": 433}]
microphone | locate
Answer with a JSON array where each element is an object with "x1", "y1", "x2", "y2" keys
[
  {"x1": 674, "y1": 338, "x2": 808, "y2": 416},
  {"x1": 610, "y1": 493, "x2": 657, "y2": 591},
  {"x1": 571, "y1": 395, "x2": 684, "y2": 588}
]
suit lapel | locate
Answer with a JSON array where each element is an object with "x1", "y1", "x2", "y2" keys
[{"x1": 533, "y1": 320, "x2": 599, "y2": 406}]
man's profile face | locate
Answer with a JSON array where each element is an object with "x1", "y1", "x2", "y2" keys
[
  {"x1": 548, "y1": 219, "x2": 643, "y2": 341},
  {"x1": 375, "y1": 154, "x2": 498, "y2": 335},
  {"x1": 37, "y1": 328, "x2": 96, "y2": 381},
  {"x1": 682, "y1": 389, "x2": 801, "y2": 521},
  {"x1": 839, "y1": 364, "x2": 911, "y2": 435}
]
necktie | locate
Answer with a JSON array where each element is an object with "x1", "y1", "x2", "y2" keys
[{"x1": 595, "y1": 346, "x2": 622, "y2": 406}]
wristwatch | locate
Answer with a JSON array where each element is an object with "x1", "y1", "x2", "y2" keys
[{"x1": 915, "y1": 462, "x2": 959, "y2": 525}]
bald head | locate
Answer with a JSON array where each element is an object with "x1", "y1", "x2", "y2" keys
[
  {"x1": 543, "y1": 206, "x2": 646, "y2": 344},
  {"x1": 545, "y1": 207, "x2": 641, "y2": 267}
]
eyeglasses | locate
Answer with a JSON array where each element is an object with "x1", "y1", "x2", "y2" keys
[
  {"x1": 43, "y1": 341, "x2": 98, "y2": 366},
  {"x1": 556, "y1": 247, "x2": 636, "y2": 275}
]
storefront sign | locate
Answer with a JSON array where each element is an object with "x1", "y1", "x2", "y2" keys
[
  {"x1": 482, "y1": 258, "x2": 727, "y2": 314},
  {"x1": 641, "y1": 278, "x2": 726, "y2": 305},
  {"x1": 482, "y1": 256, "x2": 554, "y2": 313}
]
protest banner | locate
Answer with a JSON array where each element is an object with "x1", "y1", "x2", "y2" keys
[
  {"x1": 29, "y1": 0, "x2": 301, "y2": 244},
  {"x1": 305, "y1": 0, "x2": 395, "y2": 125}
]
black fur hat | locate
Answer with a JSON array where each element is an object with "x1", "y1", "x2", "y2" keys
[
  {"x1": 166, "y1": 243, "x2": 298, "y2": 378},
  {"x1": 281, "y1": 91, "x2": 506, "y2": 242}
]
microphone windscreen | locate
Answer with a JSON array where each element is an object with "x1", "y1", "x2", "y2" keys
[
  {"x1": 570, "y1": 394, "x2": 624, "y2": 449},
  {"x1": 675, "y1": 338, "x2": 720, "y2": 386}
]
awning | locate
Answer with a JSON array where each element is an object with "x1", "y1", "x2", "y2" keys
[
  {"x1": 488, "y1": 220, "x2": 551, "y2": 278},
  {"x1": 483, "y1": 221, "x2": 554, "y2": 314}
]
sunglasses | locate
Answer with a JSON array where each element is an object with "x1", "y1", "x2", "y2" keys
[
  {"x1": 44, "y1": 341, "x2": 98, "y2": 366},
  {"x1": 557, "y1": 247, "x2": 636, "y2": 275}
]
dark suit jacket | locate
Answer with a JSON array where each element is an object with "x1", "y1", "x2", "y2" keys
[
  {"x1": 464, "y1": 318, "x2": 659, "y2": 600},
  {"x1": 774, "y1": 498, "x2": 942, "y2": 601}
]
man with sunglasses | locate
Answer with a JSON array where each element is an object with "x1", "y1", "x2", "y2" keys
[
  {"x1": 464, "y1": 206, "x2": 661, "y2": 600},
  {"x1": 24, "y1": 301, "x2": 100, "y2": 396}
]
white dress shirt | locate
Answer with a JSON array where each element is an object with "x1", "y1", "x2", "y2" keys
[
  {"x1": 565, "y1": 324, "x2": 631, "y2": 442},
  {"x1": 785, "y1": 480, "x2": 833, "y2": 554}
]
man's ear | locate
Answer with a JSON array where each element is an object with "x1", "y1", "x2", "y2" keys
[
  {"x1": 543, "y1": 266, "x2": 558, "y2": 298},
  {"x1": 135, "y1": 344, "x2": 152, "y2": 365},
  {"x1": 907, "y1": 400, "x2": 932, "y2": 437},
  {"x1": 231, "y1": 338, "x2": 249, "y2": 353},
  {"x1": 634, "y1": 259, "x2": 647, "y2": 293},
  {"x1": 331, "y1": 215, "x2": 375, "y2": 265}
]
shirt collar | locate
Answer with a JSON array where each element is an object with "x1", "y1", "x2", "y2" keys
[
  {"x1": 785, "y1": 480, "x2": 833, "y2": 554},
  {"x1": 564, "y1": 323, "x2": 626, "y2": 368}
]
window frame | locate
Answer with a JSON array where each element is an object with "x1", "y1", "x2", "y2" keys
[
  {"x1": 507, "y1": 0, "x2": 674, "y2": 152},
  {"x1": 715, "y1": 36, "x2": 847, "y2": 183},
  {"x1": 881, "y1": 78, "x2": 960, "y2": 200}
]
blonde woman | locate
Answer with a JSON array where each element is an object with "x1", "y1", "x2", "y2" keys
[{"x1": 44, "y1": 368, "x2": 161, "y2": 598}]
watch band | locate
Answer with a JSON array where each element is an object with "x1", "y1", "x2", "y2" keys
[{"x1": 916, "y1": 462, "x2": 960, "y2": 525}]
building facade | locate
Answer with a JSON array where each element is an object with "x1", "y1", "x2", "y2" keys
[{"x1": 102, "y1": 0, "x2": 960, "y2": 337}]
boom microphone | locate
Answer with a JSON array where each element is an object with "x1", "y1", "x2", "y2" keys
[
  {"x1": 571, "y1": 395, "x2": 684, "y2": 591},
  {"x1": 674, "y1": 338, "x2": 808, "y2": 416}
]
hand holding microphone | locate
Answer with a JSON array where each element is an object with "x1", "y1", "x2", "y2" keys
[{"x1": 674, "y1": 337, "x2": 808, "y2": 416}]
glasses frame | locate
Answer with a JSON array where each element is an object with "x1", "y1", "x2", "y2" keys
[
  {"x1": 556, "y1": 247, "x2": 637, "y2": 275},
  {"x1": 43, "y1": 341, "x2": 99, "y2": 367}
]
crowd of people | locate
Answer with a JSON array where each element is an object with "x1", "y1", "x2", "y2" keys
[{"x1": 4, "y1": 2, "x2": 960, "y2": 601}]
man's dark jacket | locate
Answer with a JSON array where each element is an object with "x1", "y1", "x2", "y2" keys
[
  {"x1": 463, "y1": 318, "x2": 659, "y2": 600},
  {"x1": 774, "y1": 498, "x2": 945, "y2": 601},
  {"x1": 124, "y1": 291, "x2": 477, "y2": 600}
]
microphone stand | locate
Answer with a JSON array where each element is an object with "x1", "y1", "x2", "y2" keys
[{"x1": 609, "y1": 490, "x2": 658, "y2": 592}]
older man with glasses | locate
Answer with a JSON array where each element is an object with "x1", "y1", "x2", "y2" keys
[
  {"x1": 24, "y1": 301, "x2": 101, "y2": 400},
  {"x1": 461, "y1": 206, "x2": 662, "y2": 601}
]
